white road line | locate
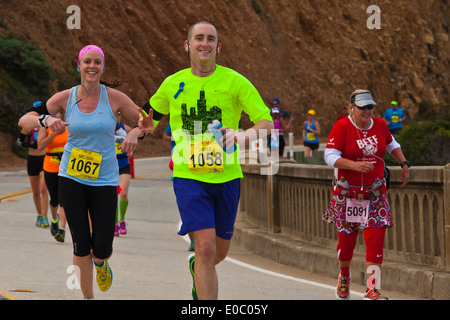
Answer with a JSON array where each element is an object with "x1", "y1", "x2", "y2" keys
[{"x1": 178, "y1": 221, "x2": 365, "y2": 298}]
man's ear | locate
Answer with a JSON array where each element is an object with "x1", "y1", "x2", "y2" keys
[{"x1": 216, "y1": 42, "x2": 222, "y2": 55}]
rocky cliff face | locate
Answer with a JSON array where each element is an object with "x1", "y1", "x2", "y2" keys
[{"x1": 0, "y1": 0, "x2": 448, "y2": 149}]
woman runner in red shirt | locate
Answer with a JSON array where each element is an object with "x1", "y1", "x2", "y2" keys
[{"x1": 323, "y1": 89, "x2": 410, "y2": 300}]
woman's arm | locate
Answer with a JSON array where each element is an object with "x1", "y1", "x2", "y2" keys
[
  {"x1": 325, "y1": 148, "x2": 374, "y2": 173},
  {"x1": 302, "y1": 121, "x2": 306, "y2": 140},
  {"x1": 278, "y1": 117, "x2": 287, "y2": 133},
  {"x1": 389, "y1": 147, "x2": 409, "y2": 187},
  {"x1": 108, "y1": 88, "x2": 153, "y2": 153},
  {"x1": 37, "y1": 127, "x2": 57, "y2": 152},
  {"x1": 313, "y1": 121, "x2": 321, "y2": 136},
  {"x1": 18, "y1": 91, "x2": 69, "y2": 133}
]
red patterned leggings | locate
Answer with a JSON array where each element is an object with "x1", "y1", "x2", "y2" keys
[{"x1": 337, "y1": 227, "x2": 386, "y2": 264}]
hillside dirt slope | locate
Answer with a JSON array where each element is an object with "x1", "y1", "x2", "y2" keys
[{"x1": 0, "y1": 0, "x2": 448, "y2": 168}]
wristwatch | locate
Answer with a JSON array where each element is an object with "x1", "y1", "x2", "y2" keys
[
  {"x1": 400, "y1": 160, "x2": 410, "y2": 168},
  {"x1": 38, "y1": 114, "x2": 49, "y2": 128}
]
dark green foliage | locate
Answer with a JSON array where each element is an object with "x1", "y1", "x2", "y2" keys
[
  {"x1": 0, "y1": 37, "x2": 51, "y2": 96},
  {"x1": 0, "y1": 37, "x2": 53, "y2": 135},
  {"x1": 0, "y1": 36, "x2": 53, "y2": 159},
  {"x1": 385, "y1": 102, "x2": 450, "y2": 166}
]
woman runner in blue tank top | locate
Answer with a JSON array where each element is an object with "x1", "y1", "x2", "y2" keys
[
  {"x1": 18, "y1": 45, "x2": 153, "y2": 300},
  {"x1": 303, "y1": 109, "x2": 321, "y2": 157}
]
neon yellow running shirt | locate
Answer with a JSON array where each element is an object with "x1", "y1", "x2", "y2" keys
[{"x1": 150, "y1": 65, "x2": 271, "y2": 183}]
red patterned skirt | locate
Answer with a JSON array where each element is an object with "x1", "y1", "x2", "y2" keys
[{"x1": 322, "y1": 192, "x2": 392, "y2": 234}]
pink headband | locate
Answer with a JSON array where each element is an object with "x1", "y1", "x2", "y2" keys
[{"x1": 77, "y1": 45, "x2": 105, "y2": 66}]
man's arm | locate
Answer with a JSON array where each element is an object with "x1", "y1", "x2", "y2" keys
[{"x1": 221, "y1": 119, "x2": 273, "y2": 147}]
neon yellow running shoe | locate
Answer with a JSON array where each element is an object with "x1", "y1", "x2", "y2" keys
[
  {"x1": 94, "y1": 260, "x2": 113, "y2": 291},
  {"x1": 188, "y1": 255, "x2": 198, "y2": 300}
]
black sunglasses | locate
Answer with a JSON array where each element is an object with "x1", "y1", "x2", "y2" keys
[{"x1": 356, "y1": 104, "x2": 375, "y2": 110}]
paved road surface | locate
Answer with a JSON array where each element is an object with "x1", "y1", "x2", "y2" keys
[{"x1": 0, "y1": 157, "x2": 418, "y2": 301}]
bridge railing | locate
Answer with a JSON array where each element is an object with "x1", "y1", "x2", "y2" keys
[{"x1": 239, "y1": 161, "x2": 450, "y2": 270}]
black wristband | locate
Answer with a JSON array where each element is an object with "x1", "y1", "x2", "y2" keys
[
  {"x1": 141, "y1": 102, "x2": 164, "y2": 121},
  {"x1": 400, "y1": 160, "x2": 410, "y2": 168},
  {"x1": 134, "y1": 125, "x2": 148, "y2": 140}
]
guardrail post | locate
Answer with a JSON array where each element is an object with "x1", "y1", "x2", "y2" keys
[
  {"x1": 288, "y1": 132, "x2": 294, "y2": 159},
  {"x1": 267, "y1": 167, "x2": 280, "y2": 233},
  {"x1": 444, "y1": 164, "x2": 450, "y2": 268}
]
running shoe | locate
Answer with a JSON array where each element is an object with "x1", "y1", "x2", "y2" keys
[
  {"x1": 118, "y1": 220, "x2": 127, "y2": 235},
  {"x1": 188, "y1": 254, "x2": 198, "y2": 300},
  {"x1": 35, "y1": 215, "x2": 44, "y2": 227},
  {"x1": 94, "y1": 260, "x2": 113, "y2": 292},
  {"x1": 55, "y1": 229, "x2": 65, "y2": 243},
  {"x1": 50, "y1": 220, "x2": 59, "y2": 236},
  {"x1": 336, "y1": 272, "x2": 351, "y2": 300},
  {"x1": 114, "y1": 224, "x2": 120, "y2": 237},
  {"x1": 363, "y1": 288, "x2": 389, "y2": 300},
  {"x1": 42, "y1": 216, "x2": 49, "y2": 228}
]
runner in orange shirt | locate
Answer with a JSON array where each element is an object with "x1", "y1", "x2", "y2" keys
[{"x1": 38, "y1": 111, "x2": 69, "y2": 242}]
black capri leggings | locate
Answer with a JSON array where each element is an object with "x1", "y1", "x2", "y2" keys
[
  {"x1": 44, "y1": 171, "x2": 61, "y2": 208},
  {"x1": 59, "y1": 176, "x2": 117, "y2": 259}
]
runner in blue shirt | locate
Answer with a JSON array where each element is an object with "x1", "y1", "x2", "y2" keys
[{"x1": 383, "y1": 101, "x2": 405, "y2": 135}]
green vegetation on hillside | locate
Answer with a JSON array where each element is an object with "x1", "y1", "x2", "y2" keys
[
  {"x1": 385, "y1": 102, "x2": 450, "y2": 166},
  {"x1": 0, "y1": 36, "x2": 52, "y2": 133}
]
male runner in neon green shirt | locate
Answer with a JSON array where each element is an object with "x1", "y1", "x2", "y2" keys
[{"x1": 147, "y1": 21, "x2": 273, "y2": 300}]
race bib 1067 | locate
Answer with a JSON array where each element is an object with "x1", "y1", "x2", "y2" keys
[{"x1": 66, "y1": 147, "x2": 102, "y2": 180}]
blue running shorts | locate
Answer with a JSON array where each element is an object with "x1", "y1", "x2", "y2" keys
[{"x1": 173, "y1": 178, "x2": 241, "y2": 240}]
